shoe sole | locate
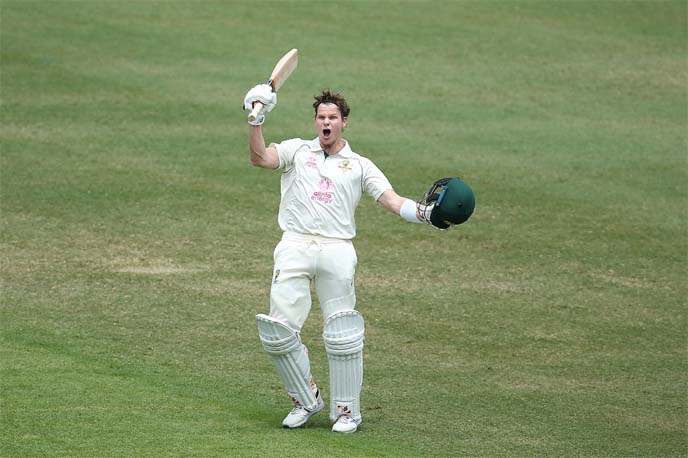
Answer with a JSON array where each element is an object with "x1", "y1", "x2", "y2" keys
[{"x1": 331, "y1": 419, "x2": 362, "y2": 433}]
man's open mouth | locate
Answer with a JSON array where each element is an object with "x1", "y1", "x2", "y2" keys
[{"x1": 323, "y1": 129, "x2": 331, "y2": 136}]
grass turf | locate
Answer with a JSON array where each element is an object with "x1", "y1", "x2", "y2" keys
[{"x1": 1, "y1": 1, "x2": 686, "y2": 456}]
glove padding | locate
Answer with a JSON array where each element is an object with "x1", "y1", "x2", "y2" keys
[
  {"x1": 417, "y1": 177, "x2": 475, "y2": 229},
  {"x1": 247, "y1": 113, "x2": 266, "y2": 126},
  {"x1": 244, "y1": 83, "x2": 277, "y2": 112},
  {"x1": 244, "y1": 84, "x2": 277, "y2": 126}
]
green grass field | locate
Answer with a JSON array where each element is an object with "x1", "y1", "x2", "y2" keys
[{"x1": 1, "y1": 1, "x2": 686, "y2": 456}]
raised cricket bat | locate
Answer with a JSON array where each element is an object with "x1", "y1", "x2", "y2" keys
[{"x1": 248, "y1": 48, "x2": 298, "y2": 122}]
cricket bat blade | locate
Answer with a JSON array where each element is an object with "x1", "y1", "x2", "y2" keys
[{"x1": 247, "y1": 49, "x2": 298, "y2": 122}]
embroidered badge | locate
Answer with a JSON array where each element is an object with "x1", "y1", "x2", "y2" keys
[{"x1": 338, "y1": 159, "x2": 352, "y2": 171}]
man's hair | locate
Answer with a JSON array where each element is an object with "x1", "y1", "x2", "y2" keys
[{"x1": 313, "y1": 90, "x2": 350, "y2": 118}]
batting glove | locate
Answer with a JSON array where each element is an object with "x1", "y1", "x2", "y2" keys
[{"x1": 244, "y1": 84, "x2": 277, "y2": 125}]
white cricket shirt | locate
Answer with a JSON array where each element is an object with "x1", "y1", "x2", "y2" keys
[{"x1": 274, "y1": 138, "x2": 392, "y2": 239}]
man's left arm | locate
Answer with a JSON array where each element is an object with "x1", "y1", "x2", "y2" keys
[
  {"x1": 378, "y1": 178, "x2": 476, "y2": 229},
  {"x1": 377, "y1": 189, "x2": 424, "y2": 223}
]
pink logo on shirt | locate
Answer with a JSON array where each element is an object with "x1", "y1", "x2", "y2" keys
[
  {"x1": 305, "y1": 156, "x2": 318, "y2": 168},
  {"x1": 318, "y1": 178, "x2": 332, "y2": 191},
  {"x1": 312, "y1": 177, "x2": 333, "y2": 203}
]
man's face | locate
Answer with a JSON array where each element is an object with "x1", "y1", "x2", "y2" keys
[{"x1": 315, "y1": 103, "x2": 348, "y2": 149}]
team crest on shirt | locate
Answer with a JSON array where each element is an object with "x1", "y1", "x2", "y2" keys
[
  {"x1": 338, "y1": 159, "x2": 352, "y2": 171},
  {"x1": 311, "y1": 177, "x2": 333, "y2": 204}
]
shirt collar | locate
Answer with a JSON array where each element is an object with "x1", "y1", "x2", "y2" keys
[{"x1": 309, "y1": 138, "x2": 354, "y2": 158}]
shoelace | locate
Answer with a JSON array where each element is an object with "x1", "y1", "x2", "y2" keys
[{"x1": 289, "y1": 405, "x2": 309, "y2": 415}]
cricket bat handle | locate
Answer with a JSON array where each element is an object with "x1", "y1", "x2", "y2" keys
[{"x1": 248, "y1": 102, "x2": 264, "y2": 122}]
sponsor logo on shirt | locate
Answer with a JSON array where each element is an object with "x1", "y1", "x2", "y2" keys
[
  {"x1": 311, "y1": 177, "x2": 333, "y2": 204},
  {"x1": 305, "y1": 156, "x2": 318, "y2": 169},
  {"x1": 318, "y1": 178, "x2": 332, "y2": 191}
]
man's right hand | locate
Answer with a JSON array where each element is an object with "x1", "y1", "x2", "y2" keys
[{"x1": 244, "y1": 84, "x2": 277, "y2": 126}]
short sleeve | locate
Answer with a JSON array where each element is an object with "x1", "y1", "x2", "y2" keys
[
  {"x1": 360, "y1": 157, "x2": 393, "y2": 201},
  {"x1": 274, "y1": 138, "x2": 305, "y2": 171}
]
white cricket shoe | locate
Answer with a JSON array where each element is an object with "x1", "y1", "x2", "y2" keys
[
  {"x1": 331, "y1": 415, "x2": 361, "y2": 433},
  {"x1": 282, "y1": 392, "x2": 325, "y2": 429}
]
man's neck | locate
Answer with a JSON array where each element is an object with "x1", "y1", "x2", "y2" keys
[{"x1": 322, "y1": 139, "x2": 346, "y2": 156}]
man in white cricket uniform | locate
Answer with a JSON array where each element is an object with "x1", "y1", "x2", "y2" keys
[
  {"x1": 244, "y1": 86, "x2": 431, "y2": 434},
  {"x1": 270, "y1": 136, "x2": 392, "y2": 329}
]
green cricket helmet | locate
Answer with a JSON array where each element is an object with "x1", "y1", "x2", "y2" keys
[{"x1": 422, "y1": 177, "x2": 475, "y2": 229}]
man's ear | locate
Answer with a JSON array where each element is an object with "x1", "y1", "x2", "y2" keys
[{"x1": 343, "y1": 117, "x2": 348, "y2": 129}]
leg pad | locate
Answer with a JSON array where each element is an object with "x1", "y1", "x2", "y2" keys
[
  {"x1": 323, "y1": 310, "x2": 365, "y2": 421},
  {"x1": 257, "y1": 314, "x2": 318, "y2": 410}
]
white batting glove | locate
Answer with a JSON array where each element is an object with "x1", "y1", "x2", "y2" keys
[
  {"x1": 247, "y1": 113, "x2": 265, "y2": 126},
  {"x1": 244, "y1": 83, "x2": 277, "y2": 124},
  {"x1": 244, "y1": 84, "x2": 277, "y2": 111}
]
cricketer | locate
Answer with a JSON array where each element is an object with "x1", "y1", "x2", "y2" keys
[{"x1": 243, "y1": 83, "x2": 474, "y2": 433}]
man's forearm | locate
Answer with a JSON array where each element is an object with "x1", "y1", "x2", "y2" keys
[
  {"x1": 249, "y1": 125, "x2": 268, "y2": 165},
  {"x1": 248, "y1": 125, "x2": 280, "y2": 169}
]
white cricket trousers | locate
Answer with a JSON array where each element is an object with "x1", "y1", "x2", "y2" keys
[{"x1": 269, "y1": 231, "x2": 357, "y2": 332}]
